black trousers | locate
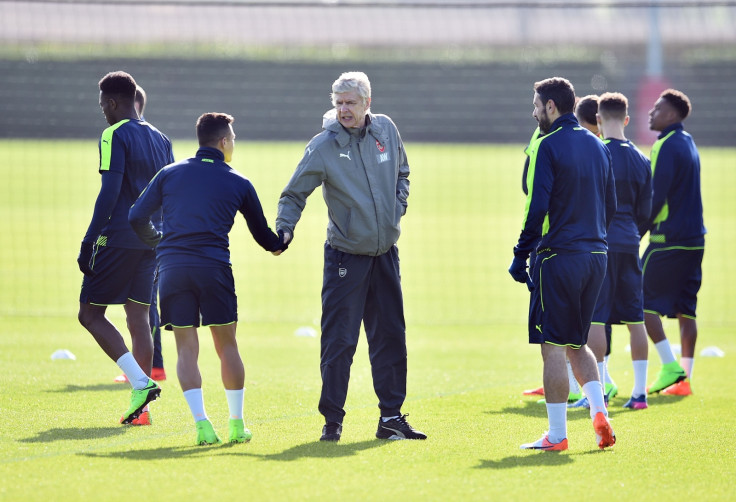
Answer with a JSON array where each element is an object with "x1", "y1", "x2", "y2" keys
[{"x1": 318, "y1": 243, "x2": 407, "y2": 424}]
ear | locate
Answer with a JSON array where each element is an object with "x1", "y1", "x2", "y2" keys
[
  {"x1": 623, "y1": 115, "x2": 630, "y2": 126},
  {"x1": 365, "y1": 96, "x2": 372, "y2": 109},
  {"x1": 546, "y1": 99, "x2": 556, "y2": 114},
  {"x1": 596, "y1": 113, "x2": 602, "y2": 125}
]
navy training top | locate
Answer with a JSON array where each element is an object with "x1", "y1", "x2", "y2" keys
[
  {"x1": 603, "y1": 138, "x2": 652, "y2": 254},
  {"x1": 639, "y1": 123, "x2": 706, "y2": 245},
  {"x1": 129, "y1": 147, "x2": 282, "y2": 271},
  {"x1": 514, "y1": 113, "x2": 616, "y2": 259},
  {"x1": 83, "y1": 119, "x2": 174, "y2": 249}
]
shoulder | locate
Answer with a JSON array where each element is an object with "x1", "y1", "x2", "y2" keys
[
  {"x1": 306, "y1": 128, "x2": 336, "y2": 153},
  {"x1": 370, "y1": 113, "x2": 399, "y2": 133},
  {"x1": 101, "y1": 119, "x2": 132, "y2": 141}
]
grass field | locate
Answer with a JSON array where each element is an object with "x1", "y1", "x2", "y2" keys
[{"x1": 1, "y1": 140, "x2": 735, "y2": 500}]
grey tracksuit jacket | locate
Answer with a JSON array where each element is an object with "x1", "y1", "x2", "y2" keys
[{"x1": 276, "y1": 112, "x2": 410, "y2": 256}]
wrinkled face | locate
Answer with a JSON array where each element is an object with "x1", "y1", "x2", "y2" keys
[
  {"x1": 222, "y1": 124, "x2": 235, "y2": 163},
  {"x1": 532, "y1": 92, "x2": 553, "y2": 134},
  {"x1": 99, "y1": 91, "x2": 116, "y2": 126},
  {"x1": 648, "y1": 97, "x2": 676, "y2": 132},
  {"x1": 334, "y1": 90, "x2": 369, "y2": 129}
]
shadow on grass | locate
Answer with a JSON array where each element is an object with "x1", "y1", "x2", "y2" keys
[
  {"x1": 19, "y1": 427, "x2": 126, "y2": 443},
  {"x1": 45, "y1": 383, "x2": 122, "y2": 393},
  {"x1": 475, "y1": 451, "x2": 574, "y2": 469},
  {"x1": 80, "y1": 446, "x2": 212, "y2": 461},
  {"x1": 75, "y1": 439, "x2": 389, "y2": 461},
  {"x1": 229, "y1": 439, "x2": 390, "y2": 461}
]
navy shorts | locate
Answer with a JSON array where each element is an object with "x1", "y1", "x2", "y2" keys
[
  {"x1": 529, "y1": 250, "x2": 607, "y2": 347},
  {"x1": 592, "y1": 251, "x2": 644, "y2": 325},
  {"x1": 642, "y1": 243, "x2": 704, "y2": 318},
  {"x1": 79, "y1": 246, "x2": 155, "y2": 306},
  {"x1": 159, "y1": 265, "x2": 237, "y2": 330}
]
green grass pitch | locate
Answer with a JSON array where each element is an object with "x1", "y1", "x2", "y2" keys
[{"x1": 0, "y1": 140, "x2": 734, "y2": 500}]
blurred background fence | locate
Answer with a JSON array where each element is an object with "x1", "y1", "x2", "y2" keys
[
  {"x1": 1, "y1": 0, "x2": 735, "y2": 146},
  {"x1": 1, "y1": 0, "x2": 734, "y2": 327}
]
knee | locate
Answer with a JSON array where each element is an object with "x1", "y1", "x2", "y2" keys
[{"x1": 78, "y1": 307, "x2": 98, "y2": 330}]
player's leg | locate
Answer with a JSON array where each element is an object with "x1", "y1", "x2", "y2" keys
[
  {"x1": 645, "y1": 312, "x2": 686, "y2": 393},
  {"x1": 366, "y1": 247, "x2": 425, "y2": 440},
  {"x1": 660, "y1": 314, "x2": 696, "y2": 396},
  {"x1": 150, "y1": 275, "x2": 166, "y2": 380},
  {"x1": 604, "y1": 324, "x2": 617, "y2": 398},
  {"x1": 174, "y1": 326, "x2": 219, "y2": 445},
  {"x1": 318, "y1": 245, "x2": 369, "y2": 441},
  {"x1": 586, "y1": 324, "x2": 607, "y2": 385},
  {"x1": 642, "y1": 245, "x2": 687, "y2": 392},
  {"x1": 210, "y1": 322, "x2": 251, "y2": 443},
  {"x1": 624, "y1": 323, "x2": 649, "y2": 409},
  {"x1": 124, "y1": 300, "x2": 154, "y2": 377},
  {"x1": 78, "y1": 303, "x2": 129, "y2": 362}
]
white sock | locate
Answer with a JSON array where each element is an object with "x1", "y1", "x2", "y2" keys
[
  {"x1": 545, "y1": 402, "x2": 567, "y2": 443},
  {"x1": 632, "y1": 360, "x2": 648, "y2": 396},
  {"x1": 655, "y1": 339, "x2": 677, "y2": 365},
  {"x1": 225, "y1": 388, "x2": 244, "y2": 420},
  {"x1": 115, "y1": 352, "x2": 150, "y2": 390},
  {"x1": 582, "y1": 381, "x2": 607, "y2": 419},
  {"x1": 183, "y1": 388, "x2": 207, "y2": 423},
  {"x1": 566, "y1": 360, "x2": 580, "y2": 394},
  {"x1": 604, "y1": 355, "x2": 616, "y2": 386},
  {"x1": 382, "y1": 415, "x2": 399, "y2": 422},
  {"x1": 680, "y1": 357, "x2": 694, "y2": 379},
  {"x1": 597, "y1": 361, "x2": 607, "y2": 388}
]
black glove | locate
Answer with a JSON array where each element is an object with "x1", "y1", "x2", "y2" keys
[
  {"x1": 141, "y1": 230, "x2": 162, "y2": 249},
  {"x1": 277, "y1": 229, "x2": 290, "y2": 252},
  {"x1": 77, "y1": 241, "x2": 96, "y2": 277},
  {"x1": 508, "y1": 256, "x2": 531, "y2": 286}
]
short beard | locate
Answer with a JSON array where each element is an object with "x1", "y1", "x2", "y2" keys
[{"x1": 538, "y1": 113, "x2": 552, "y2": 134}]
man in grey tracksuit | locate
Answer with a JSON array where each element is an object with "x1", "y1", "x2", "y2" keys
[{"x1": 276, "y1": 71, "x2": 426, "y2": 442}]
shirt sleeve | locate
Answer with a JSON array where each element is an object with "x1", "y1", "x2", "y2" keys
[
  {"x1": 82, "y1": 169, "x2": 123, "y2": 244},
  {"x1": 276, "y1": 144, "x2": 326, "y2": 235},
  {"x1": 240, "y1": 181, "x2": 282, "y2": 252},
  {"x1": 128, "y1": 171, "x2": 163, "y2": 247},
  {"x1": 643, "y1": 141, "x2": 676, "y2": 232},
  {"x1": 636, "y1": 161, "x2": 653, "y2": 234},
  {"x1": 395, "y1": 129, "x2": 410, "y2": 215},
  {"x1": 604, "y1": 149, "x2": 617, "y2": 230},
  {"x1": 514, "y1": 141, "x2": 553, "y2": 259}
]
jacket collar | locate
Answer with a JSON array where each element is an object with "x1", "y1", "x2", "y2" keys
[
  {"x1": 550, "y1": 112, "x2": 578, "y2": 131},
  {"x1": 324, "y1": 112, "x2": 387, "y2": 148},
  {"x1": 195, "y1": 146, "x2": 225, "y2": 161},
  {"x1": 658, "y1": 122, "x2": 684, "y2": 139}
]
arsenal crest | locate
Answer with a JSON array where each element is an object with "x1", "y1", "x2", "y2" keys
[
  {"x1": 376, "y1": 140, "x2": 385, "y2": 153},
  {"x1": 339, "y1": 268, "x2": 347, "y2": 278}
]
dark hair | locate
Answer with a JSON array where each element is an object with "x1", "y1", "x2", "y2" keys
[
  {"x1": 98, "y1": 71, "x2": 137, "y2": 103},
  {"x1": 598, "y1": 92, "x2": 628, "y2": 120},
  {"x1": 660, "y1": 89, "x2": 691, "y2": 120},
  {"x1": 135, "y1": 85, "x2": 147, "y2": 115},
  {"x1": 574, "y1": 94, "x2": 600, "y2": 125},
  {"x1": 534, "y1": 77, "x2": 576, "y2": 115},
  {"x1": 196, "y1": 112, "x2": 234, "y2": 146}
]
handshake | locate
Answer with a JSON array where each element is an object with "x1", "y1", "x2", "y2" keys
[{"x1": 271, "y1": 230, "x2": 291, "y2": 256}]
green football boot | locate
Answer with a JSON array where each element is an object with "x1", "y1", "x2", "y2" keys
[
  {"x1": 229, "y1": 418, "x2": 253, "y2": 443},
  {"x1": 120, "y1": 378, "x2": 161, "y2": 424},
  {"x1": 648, "y1": 361, "x2": 687, "y2": 394},
  {"x1": 195, "y1": 419, "x2": 222, "y2": 446}
]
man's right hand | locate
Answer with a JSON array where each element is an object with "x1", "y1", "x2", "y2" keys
[
  {"x1": 77, "y1": 241, "x2": 96, "y2": 277},
  {"x1": 272, "y1": 230, "x2": 292, "y2": 256}
]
